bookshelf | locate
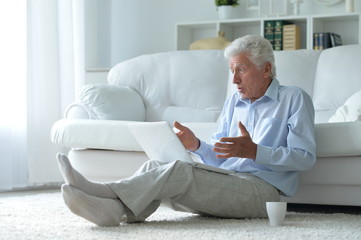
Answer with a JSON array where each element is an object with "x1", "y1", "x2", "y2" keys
[
  {"x1": 311, "y1": 13, "x2": 360, "y2": 47},
  {"x1": 176, "y1": 13, "x2": 360, "y2": 51}
]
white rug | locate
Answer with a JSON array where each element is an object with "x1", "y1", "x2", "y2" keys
[{"x1": 1, "y1": 190, "x2": 361, "y2": 240}]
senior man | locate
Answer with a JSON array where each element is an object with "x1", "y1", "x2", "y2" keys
[{"x1": 58, "y1": 35, "x2": 316, "y2": 226}]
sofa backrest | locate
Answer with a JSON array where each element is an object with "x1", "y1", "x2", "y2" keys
[
  {"x1": 108, "y1": 45, "x2": 361, "y2": 124},
  {"x1": 313, "y1": 45, "x2": 361, "y2": 122},
  {"x1": 226, "y1": 49, "x2": 321, "y2": 101},
  {"x1": 274, "y1": 49, "x2": 321, "y2": 98},
  {"x1": 108, "y1": 50, "x2": 229, "y2": 123}
]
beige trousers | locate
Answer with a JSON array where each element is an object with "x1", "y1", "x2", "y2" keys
[{"x1": 109, "y1": 160, "x2": 280, "y2": 223}]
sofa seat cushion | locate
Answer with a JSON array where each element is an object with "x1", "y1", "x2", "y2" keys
[
  {"x1": 51, "y1": 119, "x2": 217, "y2": 152},
  {"x1": 52, "y1": 118, "x2": 361, "y2": 158},
  {"x1": 298, "y1": 156, "x2": 361, "y2": 186},
  {"x1": 315, "y1": 121, "x2": 361, "y2": 157}
]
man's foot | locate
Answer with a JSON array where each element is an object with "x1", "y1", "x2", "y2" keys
[
  {"x1": 57, "y1": 153, "x2": 118, "y2": 199},
  {"x1": 62, "y1": 184, "x2": 125, "y2": 227}
]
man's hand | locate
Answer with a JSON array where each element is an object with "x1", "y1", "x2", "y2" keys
[
  {"x1": 213, "y1": 121, "x2": 257, "y2": 160},
  {"x1": 173, "y1": 121, "x2": 200, "y2": 152}
]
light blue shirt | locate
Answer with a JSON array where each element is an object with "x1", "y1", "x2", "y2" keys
[{"x1": 194, "y1": 79, "x2": 316, "y2": 197}]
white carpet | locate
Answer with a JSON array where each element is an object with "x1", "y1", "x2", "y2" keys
[{"x1": 1, "y1": 190, "x2": 361, "y2": 240}]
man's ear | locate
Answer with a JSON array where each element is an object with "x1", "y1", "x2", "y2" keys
[{"x1": 263, "y1": 62, "x2": 272, "y2": 78}]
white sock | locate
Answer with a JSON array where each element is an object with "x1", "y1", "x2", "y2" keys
[
  {"x1": 57, "y1": 153, "x2": 118, "y2": 199},
  {"x1": 62, "y1": 184, "x2": 125, "y2": 227}
]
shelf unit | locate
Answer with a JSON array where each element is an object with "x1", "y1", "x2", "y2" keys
[{"x1": 176, "y1": 13, "x2": 360, "y2": 50}]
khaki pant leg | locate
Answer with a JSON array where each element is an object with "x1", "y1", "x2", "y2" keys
[{"x1": 109, "y1": 160, "x2": 280, "y2": 221}]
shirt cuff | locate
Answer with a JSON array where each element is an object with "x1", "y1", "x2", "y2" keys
[
  {"x1": 255, "y1": 144, "x2": 272, "y2": 165},
  {"x1": 193, "y1": 140, "x2": 209, "y2": 155}
]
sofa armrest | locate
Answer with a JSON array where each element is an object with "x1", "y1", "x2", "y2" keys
[
  {"x1": 316, "y1": 121, "x2": 361, "y2": 157},
  {"x1": 51, "y1": 120, "x2": 218, "y2": 152},
  {"x1": 51, "y1": 119, "x2": 143, "y2": 151},
  {"x1": 65, "y1": 102, "x2": 98, "y2": 119},
  {"x1": 67, "y1": 84, "x2": 145, "y2": 121}
]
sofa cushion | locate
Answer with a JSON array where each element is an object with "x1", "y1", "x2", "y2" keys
[
  {"x1": 75, "y1": 84, "x2": 145, "y2": 121},
  {"x1": 51, "y1": 119, "x2": 143, "y2": 151},
  {"x1": 313, "y1": 45, "x2": 361, "y2": 112},
  {"x1": 273, "y1": 49, "x2": 321, "y2": 98},
  {"x1": 51, "y1": 119, "x2": 217, "y2": 151},
  {"x1": 329, "y1": 89, "x2": 361, "y2": 122},
  {"x1": 314, "y1": 109, "x2": 336, "y2": 124},
  {"x1": 226, "y1": 49, "x2": 321, "y2": 99},
  {"x1": 315, "y1": 121, "x2": 361, "y2": 157},
  {"x1": 108, "y1": 50, "x2": 229, "y2": 123}
]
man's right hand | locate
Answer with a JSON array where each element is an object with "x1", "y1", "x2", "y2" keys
[{"x1": 173, "y1": 121, "x2": 200, "y2": 152}]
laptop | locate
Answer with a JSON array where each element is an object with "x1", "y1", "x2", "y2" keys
[{"x1": 127, "y1": 121, "x2": 232, "y2": 175}]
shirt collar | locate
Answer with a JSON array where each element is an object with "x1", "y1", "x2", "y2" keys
[
  {"x1": 237, "y1": 78, "x2": 279, "y2": 104},
  {"x1": 263, "y1": 78, "x2": 279, "y2": 102}
]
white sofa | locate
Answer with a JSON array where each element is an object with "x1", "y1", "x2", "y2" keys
[{"x1": 51, "y1": 45, "x2": 361, "y2": 206}]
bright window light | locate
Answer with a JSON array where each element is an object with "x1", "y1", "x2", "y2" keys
[{"x1": 0, "y1": 1, "x2": 27, "y2": 127}]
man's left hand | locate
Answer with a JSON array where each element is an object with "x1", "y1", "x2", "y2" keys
[{"x1": 213, "y1": 121, "x2": 257, "y2": 160}]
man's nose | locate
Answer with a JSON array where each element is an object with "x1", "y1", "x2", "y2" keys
[{"x1": 232, "y1": 73, "x2": 240, "y2": 84}]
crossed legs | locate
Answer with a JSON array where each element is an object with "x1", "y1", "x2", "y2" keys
[
  {"x1": 57, "y1": 153, "x2": 280, "y2": 227},
  {"x1": 57, "y1": 154, "x2": 125, "y2": 226}
]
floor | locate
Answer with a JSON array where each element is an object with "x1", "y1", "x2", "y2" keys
[
  {"x1": 2, "y1": 188, "x2": 361, "y2": 215},
  {"x1": 0, "y1": 187, "x2": 60, "y2": 197}
]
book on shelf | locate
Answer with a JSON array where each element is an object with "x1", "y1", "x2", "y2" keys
[
  {"x1": 330, "y1": 33, "x2": 342, "y2": 47},
  {"x1": 313, "y1": 32, "x2": 342, "y2": 50},
  {"x1": 283, "y1": 24, "x2": 301, "y2": 50},
  {"x1": 274, "y1": 20, "x2": 291, "y2": 51},
  {"x1": 264, "y1": 20, "x2": 291, "y2": 51},
  {"x1": 264, "y1": 21, "x2": 275, "y2": 48}
]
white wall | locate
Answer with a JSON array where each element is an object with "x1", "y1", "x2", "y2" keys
[
  {"x1": 85, "y1": 0, "x2": 360, "y2": 70},
  {"x1": 85, "y1": 0, "x2": 111, "y2": 69},
  {"x1": 109, "y1": 0, "x2": 218, "y2": 66}
]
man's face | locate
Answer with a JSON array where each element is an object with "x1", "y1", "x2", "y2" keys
[{"x1": 229, "y1": 53, "x2": 271, "y2": 102}]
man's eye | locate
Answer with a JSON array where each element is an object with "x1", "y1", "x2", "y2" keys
[{"x1": 237, "y1": 68, "x2": 246, "y2": 74}]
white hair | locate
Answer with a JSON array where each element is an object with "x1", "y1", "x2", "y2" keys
[{"x1": 224, "y1": 35, "x2": 276, "y2": 78}]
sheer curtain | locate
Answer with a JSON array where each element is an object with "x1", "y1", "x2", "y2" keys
[
  {"x1": 0, "y1": 0, "x2": 85, "y2": 190},
  {"x1": 27, "y1": 0, "x2": 85, "y2": 184}
]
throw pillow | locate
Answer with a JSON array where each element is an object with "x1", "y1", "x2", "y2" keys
[{"x1": 329, "y1": 89, "x2": 361, "y2": 122}]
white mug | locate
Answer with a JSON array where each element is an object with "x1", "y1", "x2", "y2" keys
[{"x1": 266, "y1": 202, "x2": 287, "y2": 227}]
